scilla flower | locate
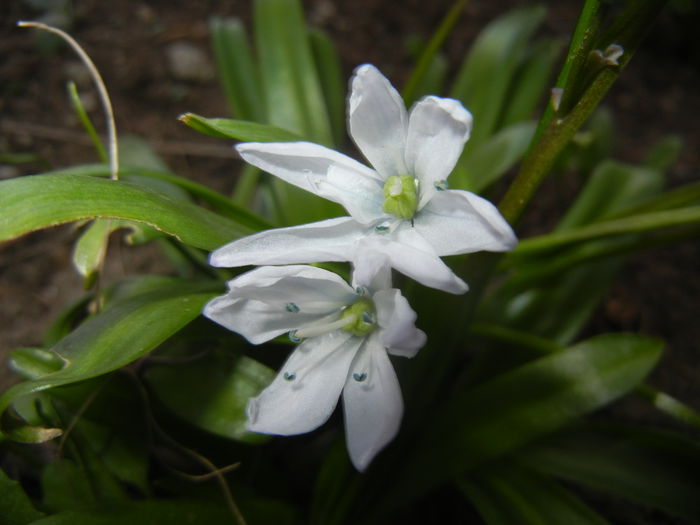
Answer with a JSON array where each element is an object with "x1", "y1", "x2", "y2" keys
[
  {"x1": 203, "y1": 265, "x2": 425, "y2": 471},
  {"x1": 210, "y1": 64, "x2": 517, "y2": 294}
]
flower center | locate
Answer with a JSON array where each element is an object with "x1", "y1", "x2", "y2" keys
[
  {"x1": 382, "y1": 175, "x2": 418, "y2": 220},
  {"x1": 340, "y1": 297, "x2": 376, "y2": 337}
]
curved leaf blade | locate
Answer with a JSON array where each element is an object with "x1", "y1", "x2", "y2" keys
[
  {"x1": 146, "y1": 352, "x2": 275, "y2": 443},
  {"x1": 524, "y1": 423, "x2": 700, "y2": 522},
  {"x1": 179, "y1": 112, "x2": 301, "y2": 142},
  {"x1": 0, "y1": 280, "x2": 220, "y2": 442},
  {"x1": 374, "y1": 333, "x2": 663, "y2": 517},
  {"x1": 460, "y1": 464, "x2": 610, "y2": 525},
  {"x1": 0, "y1": 174, "x2": 251, "y2": 250}
]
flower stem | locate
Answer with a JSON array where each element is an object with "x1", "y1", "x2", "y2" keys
[{"x1": 497, "y1": 0, "x2": 667, "y2": 225}]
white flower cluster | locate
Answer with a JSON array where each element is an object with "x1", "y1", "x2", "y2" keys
[{"x1": 204, "y1": 65, "x2": 516, "y2": 471}]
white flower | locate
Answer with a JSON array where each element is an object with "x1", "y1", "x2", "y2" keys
[
  {"x1": 203, "y1": 264, "x2": 425, "y2": 471},
  {"x1": 211, "y1": 64, "x2": 517, "y2": 294}
]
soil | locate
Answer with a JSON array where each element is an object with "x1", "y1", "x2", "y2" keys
[{"x1": 1, "y1": 0, "x2": 699, "y2": 521}]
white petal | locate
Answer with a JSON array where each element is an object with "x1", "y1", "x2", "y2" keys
[
  {"x1": 351, "y1": 263, "x2": 392, "y2": 293},
  {"x1": 203, "y1": 266, "x2": 356, "y2": 344},
  {"x1": 414, "y1": 189, "x2": 517, "y2": 256},
  {"x1": 348, "y1": 64, "x2": 408, "y2": 178},
  {"x1": 354, "y1": 231, "x2": 469, "y2": 294},
  {"x1": 210, "y1": 217, "x2": 365, "y2": 268},
  {"x1": 237, "y1": 141, "x2": 381, "y2": 193},
  {"x1": 373, "y1": 289, "x2": 426, "y2": 358},
  {"x1": 247, "y1": 331, "x2": 361, "y2": 435},
  {"x1": 405, "y1": 96, "x2": 473, "y2": 209},
  {"x1": 343, "y1": 334, "x2": 403, "y2": 471},
  {"x1": 229, "y1": 265, "x2": 355, "y2": 311},
  {"x1": 322, "y1": 163, "x2": 386, "y2": 225}
]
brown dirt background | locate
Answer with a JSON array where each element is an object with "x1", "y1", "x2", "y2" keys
[{"x1": 1, "y1": 0, "x2": 699, "y2": 498}]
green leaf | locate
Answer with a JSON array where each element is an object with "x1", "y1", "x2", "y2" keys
[
  {"x1": 374, "y1": 333, "x2": 663, "y2": 517},
  {"x1": 8, "y1": 348, "x2": 65, "y2": 380},
  {"x1": 450, "y1": 6, "x2": 546, "y2": 150},
  {"x1": 254, "y1": 0, "x2": 332, "y2": 145},
  {"x1": 252, "y1": 0, "x2": 343, "y2": 225},
  {"x1": 28, "y1": 500, "x2": 234, "y2": 524},
  {"x1": 46, "y1": 163, "x2": 271, "y2": 231},
  {"x1": 455, "y1": 121, "x2": 535, "y2": 192},
  {"x1": 402, "y1": 0, "x2": 466, "y2": 105},
  {"x1": 404, "y1": 54, "x2": 448, "y2": 105},
  {"x1": 179, "y1": 112, "x2": 301, "y2": 142},
  {"x1": 498, "y1": 39, "x2": 561, "y2": 128},
  {"x1": 0, "y1": 468, "x2": 45, "y2": 524},
  {"x1": 145, "y1": 352, "x2": 275, "y2": 443},
  {"x1": 0, "y1": 279, "x2": 219, "y2": 442},
  {"x1": 493, "y1": 257, "x2": 623, "y2": 345},
  {"x1": 524, "y1": 423, "x2": 700, "y2": 522},
  {"x1": 67, "y1": 81, "x2": 107, "y2": 164},
  {"x1": 460, "y1": 464, "x2": 610, "y2": 525},
  {"x1": 512, "y1": 206, "x2": 700, "y2": 257},
  {"x1": 118, "y1": 134, "x2": 169, "y2": 172},
  {"x1": 72, "y1": 219, "x2": 113, "y2": 284},
  {"x1": 42, "y1": 458, "x2": 126, "y2": 513},
  {"x1": 309, "y1": 28, "x2": 345, "y2": 146},
  {"x1": 0, "y1": 174, "x2": 252, "y2": 251},
  {"x1": 636, "y1": 384, "x2": 700, "y2": 429},
  {"x1": 209, "y1": 16, "x2": 265, "y2": 121},
  {"x1": 556, "y1": 160, "x2": 664, "y2": 231}
]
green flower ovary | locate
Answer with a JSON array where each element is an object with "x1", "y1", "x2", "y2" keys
[
  {"x1": 382, "y1": 175, "x2": 418, "y2": 220},
  {"x1": 341, "y1": 298, "x2": 376, "y2": 337}
]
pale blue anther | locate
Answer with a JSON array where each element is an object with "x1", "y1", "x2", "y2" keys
[{"x1": 285, "y1": 302, "x2": 300, "y2": 313}]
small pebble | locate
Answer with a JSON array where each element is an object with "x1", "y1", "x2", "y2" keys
[{"x1": 165, "y1": 42, "x2": 214, "y2": 83}]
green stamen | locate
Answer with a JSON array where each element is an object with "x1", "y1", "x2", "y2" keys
[
  {"x1": 382, "y1": 175, "x2": 418, "y2": 219},
  {"x1": 341, "y1": 298, "x2": 376, "y2": 337}
]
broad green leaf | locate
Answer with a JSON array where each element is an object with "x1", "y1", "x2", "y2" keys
[
  {"x1": 254, "y1": 0, "x2": 332, "y2": 145},
  {"x1": 0, "y1": 468, "x2": 45, "y2": 524},
  {"x1": 0, "y1": 174, "x2": 251, "y2": 251},
  {"x1": 450, "y1": 6, "x2": 546, "y2": 150},
  {"x1": 0, "y1": 279, "x2": 220, "y2": 442},
  {"x1": 496, "y1": 257, "x2": 622, "y2": 345},
  {"x1": 309, "y1": 28, "x2": 345, "y2": 146},
  {"x1": 499, "y1": 39, "x2": 561, "y2": 128},
  {"x1": 524, "y1": 424, "x2": 700, "y2": 522},
  {"x1": 232, "y1": 163, "x2": 261, "y2": 208},
  {"x1": 72, "y1": 218, "x2": 113, "y2": 284},
  {"x1": 402, "y1": 0, "x2": 466, "y2": 105},
  {"x1": 456, "y1": 121, "x2": 535, "y2": 192},
  {"x1": 46, "y1": 163, "x2": 271, "y2": 230},
  {"x1": 460, "y1": 464, "x2": 610, "y2": 525},
  {"x1": 253, "y1": 0, "x2": 342, "y2": 225},
  {"x1": 556, "y1": 160, "x2": 664, "y2": 231},
  {"x1": 490, "y1": 159, "x2": 667, "y2": 343},
  {"x1": 374, "y1": 333, "x2": 662, "y2": 517},
  {"x1": 404, "y1": 54, "x2": 448, "y2": 105},
  {"x1": 210, "y1": 16, "x2": 265, "y2": 121},
  {"x1": 8, "y1": 348, "x2": 65, "y2": 380},
  {"x1": 29, "y1": 500, "x2": 234, "y2": 524},
  {"x1": 145, "y1": 352, "x2": 275, "y2": 443},
  {"x1": 178, "y1": 112, "x2": 301, "y2": 142},
  {"x1": 42, "y1": 458, "x2": 126, "y2": 513}
]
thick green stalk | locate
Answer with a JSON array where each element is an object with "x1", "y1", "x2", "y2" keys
[{"x1": 499, "y1": 0, "x2": 667, "y2": 225}]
